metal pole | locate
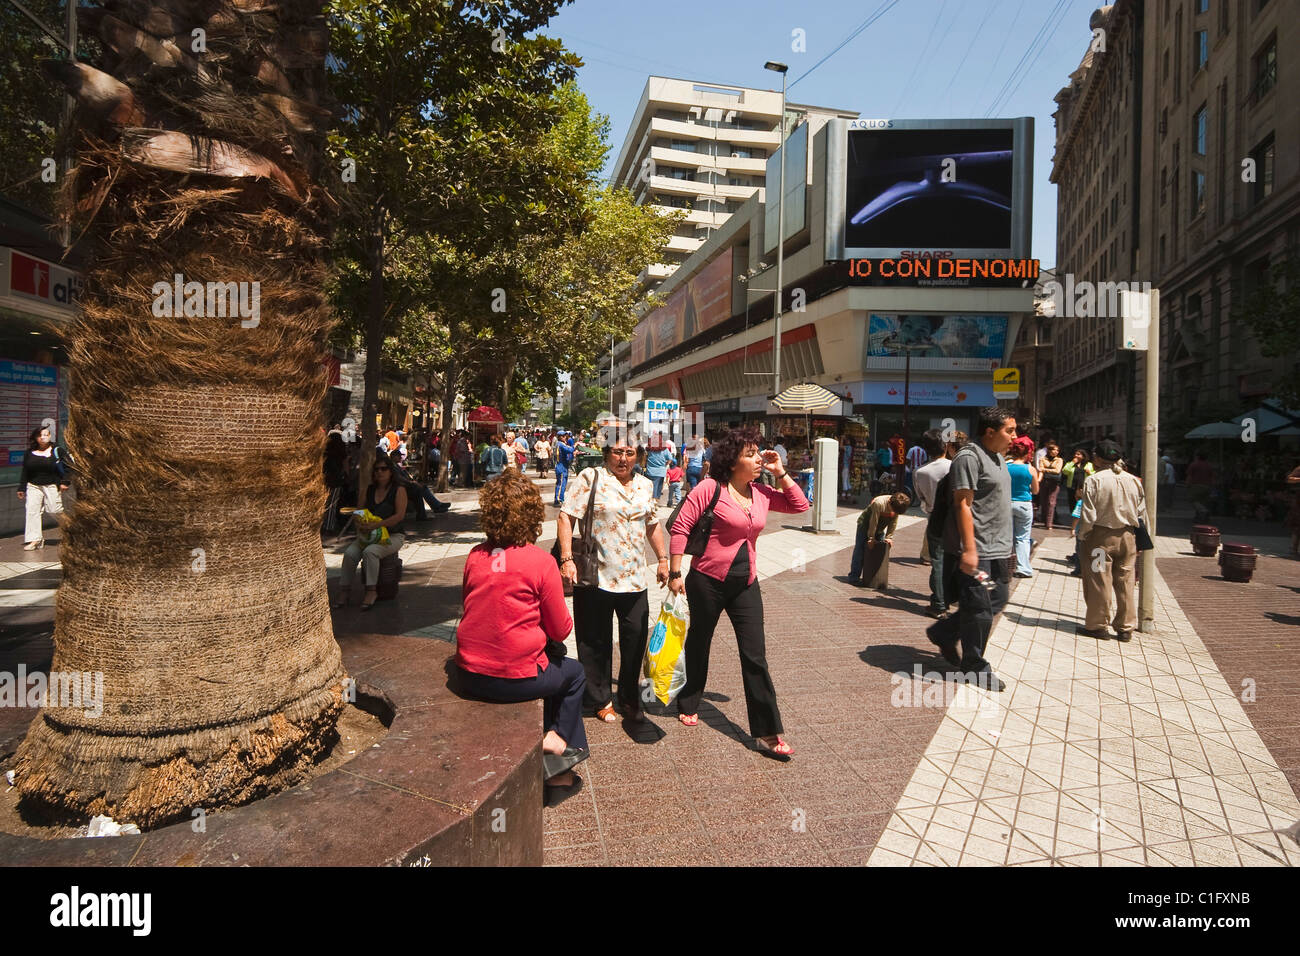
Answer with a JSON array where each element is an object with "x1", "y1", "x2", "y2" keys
[
  {"x1": 1138, "y1": 289, "x2": 1160, "y2": 632},
  {"x1": 772, "y1": 71, "x2": 787, "y2": 396}
]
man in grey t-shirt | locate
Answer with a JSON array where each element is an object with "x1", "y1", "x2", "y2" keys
[{"x1": 927, "y1": 407, "x2": 1016, "y2": 690}]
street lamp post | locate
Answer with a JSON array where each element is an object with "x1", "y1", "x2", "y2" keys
[
  {"x1": 882, "y1": 336, "x2": 935, "y2": 491},
  {"x1": 764, "y1": 60, "x2": 788, "y2": 397}
]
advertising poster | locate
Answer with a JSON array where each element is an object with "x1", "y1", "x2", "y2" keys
[
  {"x1": 0, "y1": 360, "x2": 59, "y2": 469},
  {"x1": 845, "y1": 127, "x2": 1014, "y2": 252},
  {"x1": 865, "y1": 314, "x2": 1007, "y2": 370},
  {"x1": 631, "y1": 253, "x2": 734, "y2": 366},
  {"x1": 854, "y1": 380, "x2": 996, "y2": 406}
]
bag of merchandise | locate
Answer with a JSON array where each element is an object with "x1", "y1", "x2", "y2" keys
[{"x1": 644, "y1": 596, "x2": 688, "y2": 705}]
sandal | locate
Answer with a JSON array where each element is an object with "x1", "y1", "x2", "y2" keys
[
  {"x1": 755, "y1": 735, "x2": 794, "y2": 757},
  {"x1": 678, "y1": 713, "x2": 699, "y2": 726},
  {"x1": 595, "y1": 705, "x2": 617, "y2": 723}
]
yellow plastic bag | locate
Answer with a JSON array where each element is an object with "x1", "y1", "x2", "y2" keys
[
  {"x1": 644, "y1": 597, "x2": 687, "y2": 705},
  {"x1": 354, "y1": 509, "x2": 390, "y2": 546}
]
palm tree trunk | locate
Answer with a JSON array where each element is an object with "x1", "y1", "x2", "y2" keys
[{"x1": 16, "y1": 0, "x2": 346, "y2": 829}]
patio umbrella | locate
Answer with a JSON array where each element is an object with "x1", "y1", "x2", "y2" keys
[
  {"x1": 1232, "y1": 403, "x2": 1300, "y2": 436},
  {"x1": 1184, "y1": 421, "x2": 1240, "y2": 439},
  {"x1": 770, "y1": 382, "x2": 845, "y2": 412}
]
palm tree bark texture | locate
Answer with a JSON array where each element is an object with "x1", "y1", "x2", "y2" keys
[{"x1": 16, "y1": 0, "x2": 347, "y2": 828}]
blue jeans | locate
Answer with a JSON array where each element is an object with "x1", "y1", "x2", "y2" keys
[
  {"x1": 1012, "y1": 500, "x2": 1034, "y2": 575},
  {"x1": 686, "y1": 467, "x2": 702, "y2": 490},
  {"x1": 554, "y1": 463, "x2": 569, "y2": 504},
  {"x1": 668, "y1": 481, "x2": 682, "y2": 505},
  {"x1": 651, "y1": 473, "x2": 666, "y2": 501}
]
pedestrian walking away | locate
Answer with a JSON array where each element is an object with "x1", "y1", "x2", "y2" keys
[
  {"x1": 914, "y1": 429, "x2": 967, "y2": 616},
  {"x1": 557, "y1": 440, "x2": 669, "y2": 724},
  {"x1": 926, "y1": 407, "x2": 1016, "y2": 692},
  {"x1": 666, "y1": 459, "x2": 684, "y2": 506},
  {"x1": 481, "y1": 434, "x2": 509, "y2": 481},
  {"x1": 17, "y1": 424, "x2": 69, "y2": 550},
  {"x1": 454, "y1": 469, "x2": 588, "y2": 790},
  {"x1": 849, "y1": 492, "x2": 910, "y2": 590},
  {"x1": 1008, "y1": 438, "x2": 1040, "y2": 578},
  {"x1": 553, "y1": 431, "x2": 576, "y2": 504},
  {"x1": 668, "y1": 426, "x2": 809, "y2": 757},
  {"x1": 1077, "y1": 441, "x2": 1149, "y2": 640},
  {"x1": 645, "y1": 435, "x2": 673, "y2": 502}
]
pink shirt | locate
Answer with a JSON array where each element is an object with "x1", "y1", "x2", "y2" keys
[
  {"x1": 669, "y1": 477, "x2": 809, "y2": 585},
  {"x1": 457, "y1": 542, "x2": 572, "y2": 679}
]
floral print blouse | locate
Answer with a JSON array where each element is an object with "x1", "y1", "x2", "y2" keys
[{"x1": 561, "y1": 466, "x2": 658, "y2": 593}]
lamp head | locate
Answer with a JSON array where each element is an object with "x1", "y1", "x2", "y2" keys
[{"x1": 764, "y1": 61, "x2": 789, "y2": 74}]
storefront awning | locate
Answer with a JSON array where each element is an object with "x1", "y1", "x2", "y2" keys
[{"x1": 466, "y1": 405, "x2": 504, "y2": 423}]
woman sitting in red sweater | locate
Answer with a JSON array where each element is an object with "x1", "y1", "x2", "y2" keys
[{"x1": 456, "y1": 470, "x2": 588, "y2": 788}]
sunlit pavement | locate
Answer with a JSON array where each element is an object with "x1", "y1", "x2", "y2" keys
[{"x1": 2, "y1": 477, "x2": 1297, "y2": 866}]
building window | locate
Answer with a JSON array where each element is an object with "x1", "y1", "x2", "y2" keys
[
  {"x1": 1193, "y1": 105, "x2": 1207, "y2": 155},
  {"x1": 1250, "y1": 134, "x2": 1275, "y2": 205},
  {"x1": 1160, "y1": 107, "x2": 1168, "y2": 139},
  {"x1": 1194, "y1": 31, "x2": 1208, "y2": 72},
  {"x1": 1192, "y1": 170, "x2": 1206, "y2": 217},
  {"x1": 1196, "y1": 0, "x2": 1209, "y2": 13},
  {"x1": 1250, "y1": 36, "x2": 1277, "y2": 103}
]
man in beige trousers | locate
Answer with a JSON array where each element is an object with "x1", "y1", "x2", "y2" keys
[{"x1": 1076, "y1": 440, "x2": 1148, "y2": 641}]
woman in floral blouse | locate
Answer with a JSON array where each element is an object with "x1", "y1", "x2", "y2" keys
[{"x1": 556, "y1": 438, "x2": 670, "y2": 724}]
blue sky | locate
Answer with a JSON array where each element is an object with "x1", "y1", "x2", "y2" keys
[{"x1": 547, "y1": 0, "x2": 1102, "y2": 267}]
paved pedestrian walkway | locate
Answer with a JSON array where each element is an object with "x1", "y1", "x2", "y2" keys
[{"x1": 1, "y1": 475, "x2": 1297, "y2": 866}]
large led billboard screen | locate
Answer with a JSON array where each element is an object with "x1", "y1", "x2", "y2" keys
[{"x1": 824, "y1": 118, "x2": 1032, "y2": 261}]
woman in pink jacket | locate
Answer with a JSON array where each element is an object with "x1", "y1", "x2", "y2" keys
[{"x1": 667, "y1": 427, "x2": 809, "y2": 757}]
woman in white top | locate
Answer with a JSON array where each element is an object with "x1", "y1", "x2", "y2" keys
[{"x1": 556, "y1": 440, "x2": 670, "y2": 724}]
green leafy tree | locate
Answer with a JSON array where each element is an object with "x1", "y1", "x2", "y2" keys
[{"x1": 327, "y1": 0, "x2": 582, "y2": 488}]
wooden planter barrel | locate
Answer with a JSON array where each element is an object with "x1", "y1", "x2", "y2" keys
[
  {"x1": 1219, "y1": 543, "x2": 1257, "y2": 583},
  {"x1": 1190, "y1": 524, "x2": 1220, "y2": 557}
]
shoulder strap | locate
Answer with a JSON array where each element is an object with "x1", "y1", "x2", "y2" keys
[{"x1": 704, "y1": 478, "x2": 723, "y2": 513}]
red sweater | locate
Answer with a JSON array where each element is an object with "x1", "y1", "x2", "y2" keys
[
  {"x1": 669, "y1": 477, "x2": 809, "y2": 585},
  {"x1": 457, "y1": 542, "x2": 573, "y2": 679}
]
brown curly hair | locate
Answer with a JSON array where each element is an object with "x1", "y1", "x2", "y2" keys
[
  {"x1": 708, "y1": 425, "x2": 764, "y2": 482},
  {"x1": 477, "y1": 469, "x2": 545, "y2": 547}
]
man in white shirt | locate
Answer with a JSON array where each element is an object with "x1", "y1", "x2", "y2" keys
[
  {"x1": 773, "y1": 440, "x2": 788, "y2": 469},
  {"x1": 905, "y1": 441, "x2": 927, "y2": 497}
]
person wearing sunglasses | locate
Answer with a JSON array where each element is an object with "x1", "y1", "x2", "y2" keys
[{"x1": 335, "y1": 453, "x2": 408, "y2": 610}]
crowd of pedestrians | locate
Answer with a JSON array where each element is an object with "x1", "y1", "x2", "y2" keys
[{"x1": 305, "y1": 406, "x2": 1297, "y2": 796}]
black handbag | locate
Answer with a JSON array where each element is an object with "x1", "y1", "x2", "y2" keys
[
  {"x1": 552, "y1": 467, "x2": 601, "y2": 589},
  {"x1": 1134, "y1": 518, "x2": 1154, "y2": 551},
  {"x1": 665, "y1": 479, "x2": 723, "y2": 557}
]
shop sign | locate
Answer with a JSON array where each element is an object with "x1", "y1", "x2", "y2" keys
[
  {"x1": 701, "y1": 398, "x2": 739, "y2": 413},
  {"x1": 855, "y1": 381, "x2": 995, "y2": 406}
]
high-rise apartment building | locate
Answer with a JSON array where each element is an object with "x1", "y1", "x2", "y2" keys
[{"x1": 609, "y1": 76, "x2": 855, "y2": 290}]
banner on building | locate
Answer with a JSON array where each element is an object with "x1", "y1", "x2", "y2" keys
[
  {"x1": 632, "y1": 253, "x2": 734, "y2": 366},
  {"x1": 851, "y1": 380, "x2": 995, "y2": 406},
  {"x1": 865, "y1": 314, "x2": 1007, "y2": 370}
]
